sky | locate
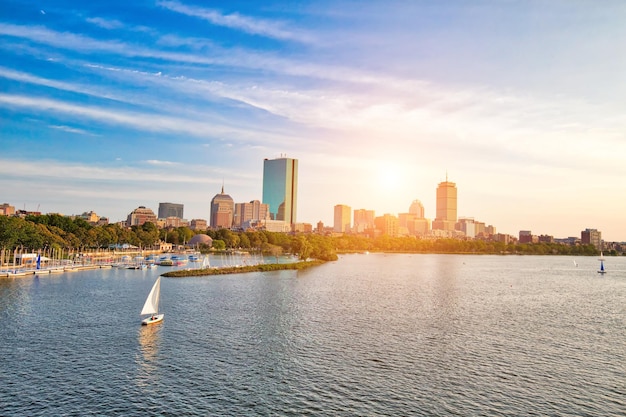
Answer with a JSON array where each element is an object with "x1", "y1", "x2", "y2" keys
[{"x1": 1, "y1": 0, "x2": 625, "y2": 241}]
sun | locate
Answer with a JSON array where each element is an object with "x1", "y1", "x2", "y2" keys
[{"x1": 375, "y1": 162, "x2": 406, "y2": 192}]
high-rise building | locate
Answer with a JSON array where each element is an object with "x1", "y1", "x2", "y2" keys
[
  {"x1": 127, "y1": 206, "x2": 157, "y2": 226},
  {"x1": 581, "y1": 228, "x2": 602, "y2": 250},
  {"x1": 262, "y1": 157, "x2": 298, "y2": 225},
  {"x1": 456, "y1": 217, "x2": 476, "y2": 238},
  {"x1": 233, "y1": 200, "x2": 270, "y2": 229},
  {"x1": 432, "y1": 175, "x2": 457, "y2": 232},
  {"x1": 158, "y1": 202, "x2": 184, "y2": 219},
  {"x1": 333, "y1": 204, "x2": 351, "y2": 233},
  {"x1": 210, "y1": 186, "x2": 234, "y2": 229},
  {"x1": 353, "y1": 209, "x2": 375, "y2": 233},
  {"x1": 409, "y1": 200, "x2": 425, "y2": 218},
  {"x1": 375, "y1": 214, "x2": 399, "y2": 237}
]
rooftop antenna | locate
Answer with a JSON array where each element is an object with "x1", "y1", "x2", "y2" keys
[{"x1": 221, "y1": 178, "x2": 224, "y2": 194}]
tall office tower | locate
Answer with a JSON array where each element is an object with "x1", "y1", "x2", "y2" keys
[
  {"x1": 432, "y1": 175, "x2": 457, "y2": 232},
  {"x1": 353, "y1": 209, "x2": 375, "y2": 233},
  {"x1": 262, "y1": 157, "x2": 298, "y2": 224},
  {"x1": 409, "y1": 200, "x2": 425, "y2": 218},
  {"x1": 233, "y1": 200, "x2": 270, "y2": 228},
  {"x1": 158, "y1": 202, "x2": 184, "y2": 219},
  {"x1": 581, "y1": 228, "x2": 602, "y2": 250},
  {"x1": 333, "y1": 204, "x2": 352, "y2": 233},
  {"x1": 210, "y1": 186, "x2": 234, "y2": 229}
]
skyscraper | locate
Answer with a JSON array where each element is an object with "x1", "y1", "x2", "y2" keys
[
  {"x1": 333, "y1": 204, "x2": 351, "y2": 233},
  {"x1": 409, "y1": 200, "x2": 425, "y2": 218},
  {"x1": 353, "y1": 209, "x2": 375, "y2": 233},
  {"x1": 158, "y1": 202, "x2": 184, "y2": 219},
  {"x1": 210, "y1": 186, "x2": 234, "y2": 229},
  {"x1": 262, "y1": 157, "x2": 298, "y2": 225},
  {"x1": 233, "y1": 200, "x2": 270, "y2": 229},
  {"x1": 432, "y1": 175, "x2": 457, "y2": 232}
]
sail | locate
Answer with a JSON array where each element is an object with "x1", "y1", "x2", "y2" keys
[
  {"x1": 140, "y1": 277, "x2": 161, "y2": 316},
  {"x1": 600, "y1": 261, "x2": 605, "y2": 272}
]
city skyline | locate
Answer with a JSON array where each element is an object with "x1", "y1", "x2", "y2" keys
[{"x1": 1, "y1": 1, "x2": 625, "y2": 241}]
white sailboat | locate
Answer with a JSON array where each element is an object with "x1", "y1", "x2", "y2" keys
[
  {"x1": 141, "y1": 277, "x2": 164, "y2": 325},
  {"x1": 598, "y1": 252, "x2": 607, "y2": 275}
]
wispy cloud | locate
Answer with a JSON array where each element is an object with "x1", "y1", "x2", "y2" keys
[
  {"x1": 85, "y1": 17, "x2": 124, "y2": 30},
  {"x1": 48, "y1": 125, "x2": 97, "y2": 136},
  {"x1": 0, "y1": 93, "x2": 292, "y2": 146},
  {"x1": 144, "y1": 159, "x2": 178, "y2": 166},
  {"x1": 157, "y1": 0, "x2": 314, "y2": 43}
]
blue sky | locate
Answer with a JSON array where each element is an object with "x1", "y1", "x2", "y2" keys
[{"x1": 1, "y1": 0, "x2": 625, "y2": 240}]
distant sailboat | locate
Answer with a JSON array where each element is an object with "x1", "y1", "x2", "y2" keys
[
  {"x1": 141, "y1": 277, "x2": 164, "y2": 325},
  {"x1": 598, "y1": 252, "x2": 607, "y2": 275}
]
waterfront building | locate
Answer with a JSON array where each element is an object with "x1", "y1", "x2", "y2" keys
[
  {"x1": 375, "y1": 214, "x2": 399, "y2": 237},
  {"x1": 126, "y1": 206, "x2": 157, "y2": 226},
  {"x1": 234, "y1": 200, "x2": 270, "y2": 229},
  {"x1": 538, "y1": 234, "x2": 554, "y2": 243},
  {"x1": 519, "y1": 230, "x2": 538, "y2": 244},
  {"x1": 334, "y1": 204, "x2": 352, "y2": 233},
  {"x1": 163, "y1": 217, "x2": 189, "y2": 228},
  {"x1": 210, "y1": 186, "x2": 235, "y2": 229},
  {"x1": 0, "y1": 203, "x2": 15, "y2": 216},
  {"x1": 456, "y1": 217, "x2": 476, "y2": 238},
  {"x1": 581, "y1": 228, "x2": 602, "y2": 250},
  {"x1": 409, "y1": 200, "x2": 425, "y2": 218},
  {"x1": 293, "y1": 223, "x2": 313, "y2": 233},
  {"x1": 432, "y1": 175, "x2": 457, "y2": 232},
  {"x1": 190, "y1": 219, "x2": 208, "y2": 231},
  {"x1": 353, "y1": 209, "x2": 375, "y2": 234},
  {"x1": 262, "y1": 157, "x2": 298, "y2": 225},
  {"x1": 158, "y1": 202, "x2": 184, "y2": 219},
  {"x1": 261, "y1": 219, "x2": 292, "y2": 233}
]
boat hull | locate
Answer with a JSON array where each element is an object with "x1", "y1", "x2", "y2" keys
[{"x1": 141, "y1": 314, "x2": 164, "y2": 325}]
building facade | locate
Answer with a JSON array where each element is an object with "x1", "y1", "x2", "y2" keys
[
  {"x1": 581, "y1": 228, "x2": 602, "y2": 250},
  {"x1": 375, "y1": 214, "x2": 399, "y2": 237},
  {"x1": 126, "y1": 206, "x2": 158, "y2": 227},
  {"x1": 234, "y1": 200, "x2": 270, "y2": 229},
  {"x1": 409, "y1": 200, "x2": 425, "y2": 218},
  {"x1": 432, "y1": 176, "x2": 457, "y2": 232},
  {"x1": 158, "y1": 202, "x2": 184, "y2": 219},
  {"x1": 1, "y1": 203, "x2": 16, "y2": 216},
  {"x1": 262, "y1": 157, "x2": 298, "y2": 225},
  {"x1": 189, "y1": 219, "x2": 208, "y2": 231},
  {"x1": 353, "y1": 209, "x2": 375, "y2": 234},
  {"x1": 210, "y1": 186, "x2": 235, "y2": 229},
  {"x1": 333, "y1": 204, "x2": 351, "y2": 233}
]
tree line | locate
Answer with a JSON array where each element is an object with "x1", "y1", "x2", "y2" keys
[{"x1": 0, "y1": 214, "x2": 606, "y2": 261}]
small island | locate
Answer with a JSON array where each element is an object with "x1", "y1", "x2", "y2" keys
[{"x1": 161, "y1": 259, "x2": 327, "y2": 278}]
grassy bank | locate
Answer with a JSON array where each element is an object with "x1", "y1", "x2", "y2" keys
[{"x1": 161, "y1": 259, "x2": 327, "y2": 278}]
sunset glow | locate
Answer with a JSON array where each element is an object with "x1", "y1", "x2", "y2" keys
[{"x1": 1, "y1": 1, "x2": 625, "y2": 240}]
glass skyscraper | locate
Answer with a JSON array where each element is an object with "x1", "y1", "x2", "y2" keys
[
  {"x1": 158, "y1": 202, "x2": 184, "y2": 219},
  {"x1": 262, "y1": 157, "x2": 298, "y2": 224}
]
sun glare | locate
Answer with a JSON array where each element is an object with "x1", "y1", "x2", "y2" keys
[{"x1": 376, "y1": 162, "x2": 405, "y2": 192}]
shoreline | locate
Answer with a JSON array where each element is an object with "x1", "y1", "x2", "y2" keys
[{"x1": 161, "y1": 259, "x2": 327, "y2": 278}]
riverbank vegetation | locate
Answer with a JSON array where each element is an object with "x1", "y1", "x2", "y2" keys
[
  {"x1": 162, "y1": 260, "x2": 326, "y2": 278},
  {"x1": 0, "y1": 214, "x2": 618, "y2": 262}
]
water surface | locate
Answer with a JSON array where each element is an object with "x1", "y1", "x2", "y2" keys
[{"x1": 1, "y1": 254, "x2": 624, "y2": 416}]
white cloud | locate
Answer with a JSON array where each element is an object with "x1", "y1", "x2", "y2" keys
[
  {"x1": 157, "y1": 0, "x2": 315, "y2": 43},
  {"x1": 86, "y1": 17, "x2": 124, "y2": 30},
  {"x1": 0, "y1": 93, "x2": 290, "y2": 146},
  {"x1": 48, "y1": 125, "x2": 96, "y2": 136}
]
